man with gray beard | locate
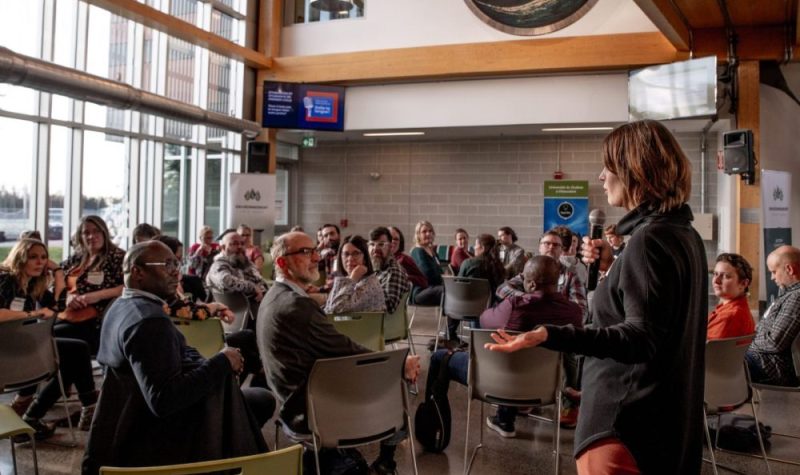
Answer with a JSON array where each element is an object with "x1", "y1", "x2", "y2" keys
[
  {"x1": 206, "y1": 230, "x2": 269, "y2": 315},
  {"x1": 369, "y1": 227, "x2": 411, "y2": 314}
]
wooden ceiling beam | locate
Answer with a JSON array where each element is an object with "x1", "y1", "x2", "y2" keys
[
  {"x1": 84, "y1": 0, "x2": 272, "y2": 69},
  {"x1": 693, "y1": 26, "x2": 799, "y2": 62},
  {"x1": 633, "y1": 0, "x2": 691, "y2": 51},
  {"x1": 263, "y1": 32, "x2": 684, "y2": 84}
]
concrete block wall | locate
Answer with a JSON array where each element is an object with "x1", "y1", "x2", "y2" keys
[{"x1": 297, "y1": 133, "x2": 719, "y2": 263}]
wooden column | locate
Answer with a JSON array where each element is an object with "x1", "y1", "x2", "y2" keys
[
  {"x1": 736, "y1": 61, "x2": 761, "y2": 309},
  {"x1": 256, "y1": 0, "x2": 282, "y2": 174}
]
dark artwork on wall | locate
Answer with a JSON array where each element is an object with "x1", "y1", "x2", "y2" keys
[{"x1": 465, "y1": 0, "x2": 599, "y2": 36}]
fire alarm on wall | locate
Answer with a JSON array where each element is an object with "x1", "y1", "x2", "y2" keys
[{"x1": 553, "y1": 171, "x2": 564, "y2": 180}]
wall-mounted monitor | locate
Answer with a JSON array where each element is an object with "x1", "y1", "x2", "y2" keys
[
  {"x1": 628, "y1": 56, "x2": 717, "y2": 121},
  {"x1": 262, "y1": 81, "x2": 345, "y2": 131}
]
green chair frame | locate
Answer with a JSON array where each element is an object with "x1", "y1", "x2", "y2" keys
[
  {"x1": 0, "y1": 405, "x2": 38, "y2": 475},
  {"x1": 171, "y1": 318, "x2": 225, "y2": 359},
  {"x1": 326, "y1": 311, "x2": 385, "y2": 352},
  {"x1": 99, "y1": 444, "x2": 302, "y2": 474}
]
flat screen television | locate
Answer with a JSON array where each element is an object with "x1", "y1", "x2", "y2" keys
[
  {"x1": 628, "y1": 56, "x2": 717, "y2": 121},
  {"x1": 262, "y1": 81, "x2": 346, "y2": 131}
]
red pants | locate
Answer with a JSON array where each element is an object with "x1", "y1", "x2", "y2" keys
[{"x1": 576, "y1": 438, "x2": 640, "y2": 475}]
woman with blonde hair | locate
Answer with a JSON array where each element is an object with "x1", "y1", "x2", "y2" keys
[
  {"x1": 55, "y1": 215, "x2": 124, "y2": 352},
  {"x1": 1, "y1": 239, "x2": 98, "y2": 437},
  {"x1": 487, "y1": 120, "x2": 708, "y2": 475},
  {"x1": 187, "y1": 225, "x2": 220, "y2": 278}
]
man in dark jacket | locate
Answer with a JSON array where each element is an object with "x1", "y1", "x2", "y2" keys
[
  {"x1": 258, "y1": 231, "x2": 419, "y2": 475},
  {"x1": 83, "y1": 241, "x2": 269, "y2": 474}
]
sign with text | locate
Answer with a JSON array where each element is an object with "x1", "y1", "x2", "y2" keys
[
  {"x1": 228, "y1": 173, "x2": 276, "y2": 231},
  {"x1": 761, "y1": 170, "x2": 792, "y2": 303},
  {"x1": 543, "y1": 180, "x2": 589, "y2": 236},
  {"x1": 263, "y1": 82, "x2": 345, "y2": 131}
]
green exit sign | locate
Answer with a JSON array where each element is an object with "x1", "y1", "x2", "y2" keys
[{"x1": 302, "y1": 137, "x2": 317, "y2": 148}]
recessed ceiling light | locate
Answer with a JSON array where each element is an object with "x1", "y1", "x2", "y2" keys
[
  {"x1": 540, "y1": 127, "x2": 614, "y2": 132},
  {"x1": 362, "y1": 131, "x2": 426, "y2": 137}
]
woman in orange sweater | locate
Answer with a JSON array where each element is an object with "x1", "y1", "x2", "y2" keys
[{"x1": 707, "y1": 253, "x2": 756, "y2": 340}]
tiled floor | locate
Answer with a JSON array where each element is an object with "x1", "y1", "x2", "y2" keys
[{"x1": 3, "y1": 306, "x2": 800, "y2": 474}]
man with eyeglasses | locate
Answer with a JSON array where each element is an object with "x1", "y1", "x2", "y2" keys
[
  {"x1": 206, "y1": 230, "x2": 269, "y2": 315},
  {"x1": 257, "y1": 231, "x2": 420, "y2": 475},
  {"x1": 368, "y1": 226, "x2": 411, "y2": 314},
  {"x1": 84, "y1": 241, "x2": 269, "y2": 474}
]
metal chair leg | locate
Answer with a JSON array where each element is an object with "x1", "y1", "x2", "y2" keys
[
  {"x1": 703, "y1": 408, "x2": 720, "y2": 475},
  {"x1": 403, "y1": 382, "x2": 419, "y2": 475},
  {"x1": 750, "y1": 399, "x2": 773, "y2": 475},
  {"x1": 554, "y1": 391, "x2": 562, "y2": 475}
]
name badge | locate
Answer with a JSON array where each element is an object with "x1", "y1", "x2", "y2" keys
[
  {"x1": 87, "y1": 271, "x2": 104, "y2": 286},
  {"x1": 10, "y1": 297, "x2": 26, "y2": 312}
]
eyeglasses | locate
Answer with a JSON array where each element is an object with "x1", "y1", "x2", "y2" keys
[
  {"x1": 284, "y1": 247, "x2": 319, "y2": 257},
  {"x1": 143, "y1": 259, "x2": 182, "y2": 273},
  {"x1": 368, "y1": 241, "x2": 390, "y2": 249},
  {"x1": 540, "y1": 241, "x2": 563, "y2": 248}
]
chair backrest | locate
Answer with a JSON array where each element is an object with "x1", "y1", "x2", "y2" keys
[
  {"x1": 307, "y1": 349, "x2": 408, "y2": 448},
  {"x1": 327, "y1": 312, "x2": 385, "y2": 351},
  {"x1": 210, "y1": 290, "x2": 252, "y2": 333},
  {"x1": 792, "y1": 331, "x2": 800, "y2": 380},
  {"x1": 704, "y1": 334, "x2": 755, "y2": 410},
  {"x1": 383, "y1": 291, "x2": 411, "y2": 343},
  {"x1": 99, "y1": 444, "x2": 303, "y2": 475},
  {"x1": 442, "y1": 276, "x2": 491, "y2": 321},
  {"x1": 468, "y1": 329, "x2": 561, "y2": 406},
  {"x1": 0, "y1": 317, "x2": 59, "y2": 393},
  {"x1": 171, "y1": 318, "x2": 225, "y2": 359},
  {"x1": 436, "y1": 245, "x2": 452, "y2": 263}
]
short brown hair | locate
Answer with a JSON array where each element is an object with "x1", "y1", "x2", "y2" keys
[
  {"x1": 716, "y1": 253, "x2": 753, "y2": 293},
  {"x1": 603, "y1": 120, "x2": 691, "y2": 213}
]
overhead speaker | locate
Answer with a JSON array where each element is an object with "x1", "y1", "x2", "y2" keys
[
  {"x1": 246, "y1": 141, "x2": 269, "y2": 174},
  {"x1": 723, "y1": 129, "x2": 754, "y2": 184}
]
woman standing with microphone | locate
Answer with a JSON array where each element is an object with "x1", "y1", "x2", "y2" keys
[{"x1": 486, "y1": 120, "x2": 707, "y2": 475}]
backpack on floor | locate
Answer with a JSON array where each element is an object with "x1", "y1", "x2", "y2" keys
[
  {"x1": 414, "y1": 350, "x2": 454, "y2": 453},
  {"x1": 707, "y1": 413, "x2": 772, "y2": 453}
]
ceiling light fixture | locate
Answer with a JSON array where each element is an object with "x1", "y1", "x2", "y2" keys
[
  {"x1": 541, "y1": 127, "x2": 614, "y2": 132},
  {"x1": 362, "y1": 131, "x2": 426, "y2": 137}
]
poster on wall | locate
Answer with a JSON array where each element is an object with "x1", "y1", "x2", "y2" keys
[
  {"x1": 761, "y1": 169, "x2": 792, "y2": 304},
  {"x1": 228, "y1": 173, "x2": 276, "y2": 233},
  {"x1": 543, "y1": 180, "x2": 589, "y2": 236}
]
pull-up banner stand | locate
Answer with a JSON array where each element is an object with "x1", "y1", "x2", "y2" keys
[
  {"x1": 228, "y1": 173, "x2": 276, "y2": 242},
  {"x1": 761, "y1": 170, "x2": 792, "y2": 304}
]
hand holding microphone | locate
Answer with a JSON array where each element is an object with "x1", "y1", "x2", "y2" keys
[{"x1": 585, "y1": 209, "x2": 612, "y2": 291}]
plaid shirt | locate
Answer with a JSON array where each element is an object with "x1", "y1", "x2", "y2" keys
[
  {"x1": 376, "y1": 257, "x2": 411, "y2": 314},
  {"x1": 495, "y1": 263, "x2": 587, "y2": 316},
  {"x1": 748, "y1": 281, "x2": 800, "y2": 385},
  {"x1": 205, "y1": 255, "x2": 268, "y2": 299}
]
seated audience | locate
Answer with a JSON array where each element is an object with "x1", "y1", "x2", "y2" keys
[
  {"x1": 410, "y1": 220, "x2": 444, "y2": 307},
  {"x1": 450, "y1": 228, "x2": 472, "y2": 274},
  {"x1": 55, "y1": 215, "x2": 124, "y2": 353},
  {"x1": 428, "y1": 256, "x2": 582, "y2": 437},
  {"x1": 2, "y1": 239, "x2": 98, "y2": 438},
  {"x1": 257, "y1": 231, "x2": 420, "y2": 475},
  {"x1": 206, "y1": 230, "x2": 269, "y2": 319},
  {"x1": 238, "y1": 224, "x2": 265, "y2": 272},
  {"x1": 708, "y1": 253, "x2": 756, "y2": 340},
  {"x1": 388, "y1": 226, "x2": 428, "y2": 290},
  {"x1": 552, "y1": 225, "x2": 588, "y2": 288},
  {"x1": 187, "y1": 225, "x2": 220, "y2": 279},
  {"x1": 83, "y1": 241, "x2": 270, "y2": 475},
  {"x1": 316, "y1": 223, "x2": 341, "y2": 284},
  {"x1": 155, "y1": 235, "x2": 206, "y2": 302},
  {"x1": 745, "y1": 245, "x2": 800, "y2": 386},
  {"x1": 368, "y1": 227, "x2": 411, "y2": 314},
  {"x1": 497, "y1": 226, "x2": 526, "y2": 279},
  {"x1": 131, "y1": 223, "x2": 160, "y2": 244},
  {"x1": 324, "y1": 235, "x2": 386, "y2": 314},
  {"x1": 458, "y1": 233, "x2": 505, "y2": 300},
  {"x1": 604, "y1": 223, "x2": 626, "y2": 258}
]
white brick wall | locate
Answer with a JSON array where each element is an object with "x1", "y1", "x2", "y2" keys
[{"x1": 297, "y1": 133, "x2": 719, "y2": 262}]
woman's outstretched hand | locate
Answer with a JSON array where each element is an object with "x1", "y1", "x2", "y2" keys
[{"x1": 484, "y1": 327, "x2": 548, "y2": 353}]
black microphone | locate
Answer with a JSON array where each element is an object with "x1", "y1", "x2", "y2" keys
[{"x1": 587, "y1": 209, "x2": 607, "y2": 291}]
